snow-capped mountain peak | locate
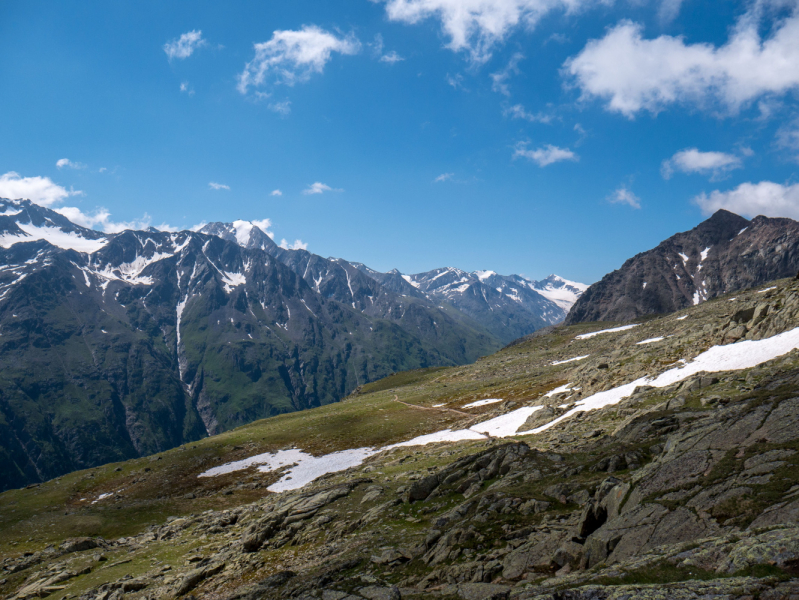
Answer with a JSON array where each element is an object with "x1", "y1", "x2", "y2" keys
[{"x1": 528, "y1": 274, "x2": 589, "y2": 312}]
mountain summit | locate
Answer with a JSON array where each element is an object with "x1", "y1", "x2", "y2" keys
[{"x1": 566, "y1": 209, "x2": 799, "y2": 324}]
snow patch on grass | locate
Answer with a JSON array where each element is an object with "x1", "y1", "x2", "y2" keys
[
  {"x1": 551, "y1": 355, "x2": 589, "y2": 366},
  {"x1": 463, "y1": 398, "x2": 503, "y2": 408},
  {"x1": 575, "y1": 324, "x2": 638, "y2": 339}
]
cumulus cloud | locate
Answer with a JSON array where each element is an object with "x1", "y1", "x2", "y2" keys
[
  {"x1": 237, "y1": 26, "x2": 360, "y2": 93},
  {"x1": 609, "y1": 185, "x2": 641, "y2": 208},
  {"x1": 661, "y1": 148, "x2": 743, "y2": 179},
  {"x1": 303, "y1": 182, "x2": 341, "y2": 195},
  {"x1": 503, "y1": 103, "x2": 553, "y2": 123},
  {"x1": 164, "y1": 30, "x2": 206, "y2": 60},
  {"x1": 270, "y1": 189, "x2": 283, "y2": 196},
  {"x1": 54, "y1": 206, "x2": 159, "y2": 234},
  {"x1": 566, "y1": 7, "x2": 799, "y2": 117},
  {"x1": 280, "y1": 238, "x2": 308, "y2": 250},
  {"x1": 694, "y1": 181, "x2": 799, "y2": 220},
  {"x1": 56, "y1": 158, "x2": 85, "y2": 170},
  {"x1": 0, "y1": 172, "x2": 167, "y2": 233},
  {"x1": 250, "y1": 218, "x2": 276, "y2": 239},
  {"x1": 209, "y1": 182, "x2": 230, "y2": 190},
  {"x1": 513, "y1": 143, "x2": 577, "y2": 166},
  {"x1": 490, "y1": 52, "x2": 523, "y2": 96},
  {"x1": 0, "y1": 172, "x2": 81, "y2": 206},
  {"x1": 380, "y1": 0, "x2": 602, "y2": 63},
  {"x1": 434, "y1": 172, "x2": 454, "y2": 182}
]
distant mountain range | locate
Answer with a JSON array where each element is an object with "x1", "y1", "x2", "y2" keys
[
  {"x1": 566, "y1": 209, "x2": 799, "y2": 324},
  {"x1": 0, "y1": 198, "x2": 584, "y2": 488}
]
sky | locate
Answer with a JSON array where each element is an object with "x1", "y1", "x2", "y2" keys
[{"x1": 1, "y1": 0, "x2": 799, "y2": 283}]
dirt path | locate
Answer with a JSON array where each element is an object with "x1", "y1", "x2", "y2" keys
[{"x1": 392, "y1": 395, "x2": 471, "y2": 416}]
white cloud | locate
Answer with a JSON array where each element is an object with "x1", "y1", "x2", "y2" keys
[
  {"x1": 180, "y1": 81, "x2": 195, "y2": 96},
  {"x1": 503, "y1": 103, "x2": 553, "y2": 123},
  {"x1": 371, "y1": 33, "x2": 405, "y2": 63},
  {"x1": 694, "y1": 181, "x2": 799, "y2": 220},
  {"x1": 566, "y1": 7, "x2": 799, "y2": 117},
  {"x1": 490, "y1": 52, "x2": 523, "y2": 96},
  {"x1": 0, "y1": 172, "x2": 82, "y2": 206},
  {"x1": 268, "y1": 100, "x2": 292, "y2": 115},
  {"x1": 434, "y1": 172, "x2": 454, "y2": 182},
  {"x1": 609, "y1": 185, "x2": 641, "y2": 208},
  {"x1": 54, "y1": 206, "x2": 161, "y2": 234},
  {"x1": 513, "y1": 143, "x2": 577, "y2": 166},
  {"x1": 56, "y1": 158, "x2": 85, "y2": 170},
  {"x1": 209, "y1": 182, "x2": 230, "y2": 190},
  {"x1": 0, "y1": 172, "x2": 171, "y2": 234},
  {"x1": 164, "y1": 30, "x2": 206, "y2": 60},
  {"x1": 270, "y1": 189, "x2": 283, "y2": 196},
  {"x1": 280, "y1": 238, "x2": 308, "y2": 250},
  {"x1": 777, "y1": 115, "x2": 799, "y2": 161},
  {"x1": 303, "y1": 182, "x2": 341, "y2": 195},
  {"x1": 251, "y1": 218, "x2": 276, "y2": 239},
  {"x1": 380, "y1": 50, "x2": 405, "y2": 63},
  {"x1": 661, "y1": 148, "x2": 743, "y2": 179},
  {"x1": 657, "y1": 0, "x2": 685, "y2": 24},
  {"x1": 380, "y1": 0, "x2": 603, "y2": 63},
  {"x1": 446, "y1": 73, "x2": 465, "y2": 89},
  {"x1": 237, "y1": 26, "x2": 360, "y2": 93}
]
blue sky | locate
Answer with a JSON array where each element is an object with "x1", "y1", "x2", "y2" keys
[{"x1": 1, "y1": 0, "x2": 798, "y2": 283}]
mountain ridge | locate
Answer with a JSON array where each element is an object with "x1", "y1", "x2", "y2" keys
[
  {"x1": 0, "y1": 198, "x2": 582, "y2": 489},
  {"x1": 566, "y1": 209, "x2": 799, "y2": 324}
]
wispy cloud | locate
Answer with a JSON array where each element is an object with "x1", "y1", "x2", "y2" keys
[
  {"x1": 268, "y1": 100, "x2": 292, "y2": 115},
  {"x1": 209, "y1": 182, "x2": 230, "y2": 190},
  {"x1": 380, "y1": 0, "x2": 601, "y2": 63},
  {"x1": 513, "y1": 143, "x2": 577, "y2": 166},
  {"x1": 180, "y1": 81, "x2": 195, "y2": 96},
  {"x1": 661, "y1": 148, "x2": 743, "y2": 180},
  {"x1": 434, "y1": 172, "x2": 454, "y2": 182},
  {"x1": 303, "y1": 182, "x2": 342, "y2": 195},
  {"x1": 270, "y1": 189, "x2": 283, "y2": 196},
  {"x1": 371, "y1": 33, "x2": 405, "y2": 64},
  {"x1": 446, "y1": 73, "x2": 465, "y2": 89},
  {"x1": 503, "y1": 104, "x2": 552, "y2": 123},
  {"x1": 490, "y1": 52, "x2": 523, "y2": 96},
  {"x1": 56, "y1": 158, "x2": 86, "y2": 170},
  {"x1": 609, "y1": 185, "x2": 641, "y2": 209},
  {"x1": 164, "y1": 30, "x2": 207, "y2": 61},
  {"x1": 237, "y1": 26, "x2": 360, "y2": 94},
  {"x1": 380, "y1": 51, "x2": 405, "y2": 64}
]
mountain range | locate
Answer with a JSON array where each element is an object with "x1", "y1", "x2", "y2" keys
[{"x1": 0, "y1": 198, "x2": 583, "y2": 489}]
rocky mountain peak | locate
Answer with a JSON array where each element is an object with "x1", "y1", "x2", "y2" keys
[{"x1": 566, "y1": 209, "x2": 799, "y2": 324}]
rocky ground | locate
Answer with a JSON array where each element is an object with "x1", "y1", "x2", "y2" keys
[{"x1": 3, "y1": 278, "x2": 799, "y2": 599}]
